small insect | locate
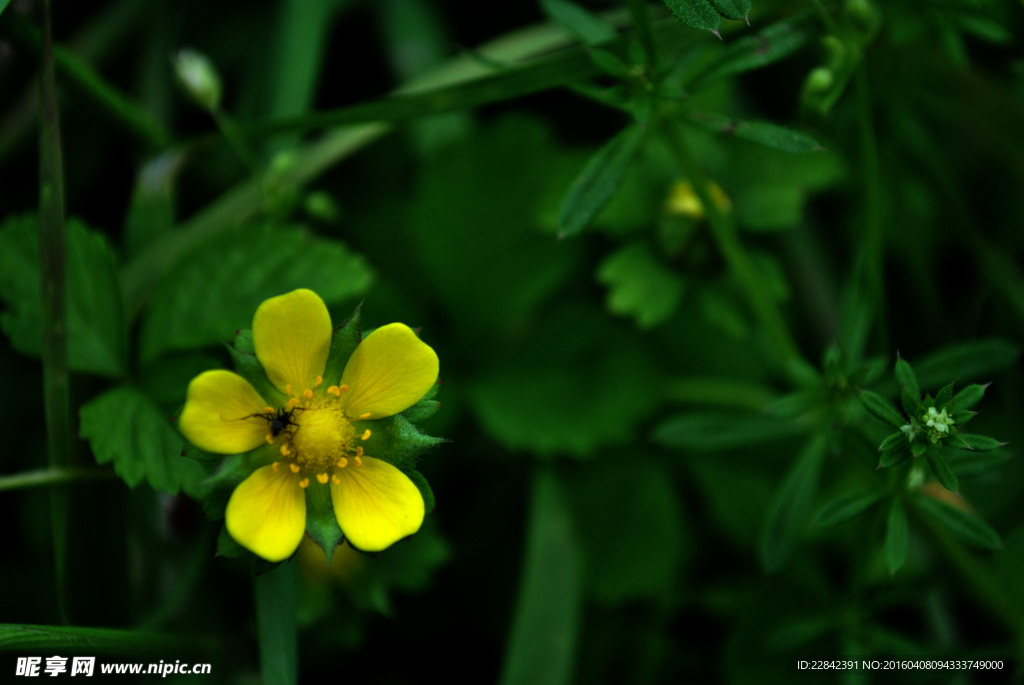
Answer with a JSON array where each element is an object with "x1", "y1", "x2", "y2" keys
[{"x1": 250, "y1": 407, "x2": 302, "y2": 437}]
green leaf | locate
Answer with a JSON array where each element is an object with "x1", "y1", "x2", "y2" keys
[
  {"x1": 947, "y1": 448, "x2": 1011, "y2": 479},
  {"x1": 813, "y1": 490, "x2": 884, "y2": 528},
  {"x1": 568, "y1": 457, "x2": 686, "y2": 603},
  {"x1": 686, "y1": 111, "x2": 824, "y2": 153},
  {"x1": 926, "y1": 448, "x2": 959, "y2": 494},
  {"x1": 139, "y1": 224, "x2": 372, "y2": 363},
  {"x1": 0, "y1": 215, "x2": 126, "y2": 377},
  {"x1": 686, "y1": 12, "x2": 816, "y2": 91},
  {"x1": 935, "y1": 380, "x2": 955, "y2": 407},
  {"x1": 858, "y1": 389, "x2": 906, "y2": 429},
  {"x1": 499, "y1": 468, "x2": 582, "y2": 685},
  {"x1": 0, "y1": 624, "x2": 199, "y2": 654},
  {"x1": 913, "y1": 339, "x2": 1019, "y2": 390},
  {"x1": 0, "y1": 1, "x2": 10, "y2": 19},
  {"x1": 953, "y1": 433, "x2": 1006, "y2": 452},
  {"x1": 885, "y1": 498, "x2": 909, "y2": 574},
  {"x1": 709, "y1": 0, "x2": 750, "y2": 20},
  {"x1": 124, "y1": 152, "x2": 183, "y2": 258},
  {"x1": 304, "y1": 480, "x2": 343, "y2": 563},
  {"x1": 79, "y1": 386, "x2": 209, "y2": 497},
  {"x1": 662, "y1": 0, "x2": 721, "y2": 33},
  {"x1": 558, "y1": 124, "x2": 646, "y2": 237},
  {"x1": 760, "y1": 436, "x2": 826, "y2": 572},
  {"x1": 951, "y1": 383, "x2": 989, "y2": 412},
  {"x1": 877, "y1": 431, "x2": 912, "y2": 469},
  {"x1": 540, "y1": 0, "x2": 617, "y2": 45},
  {"x1": 900, "y1": 387, "x2": 921, "y2": 418},
  {"x1": 915, "y1": 496, "x2": 1002, "y2": 551},
  {"x1": 654, "y1": 412, "x2": 806, "y2": 451},
  {"x1": 894, "y1": 356, "x2": 921, "y2": 400},
  {"x1": 596, "y1": 242, "x2": 685, "y2": 328}
]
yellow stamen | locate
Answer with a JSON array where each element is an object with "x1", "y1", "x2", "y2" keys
[
  {"x1": 316, "y1": 473, "x2": 329, "y2": 484},
  {"x1": 263, "y1": 406, "x2": 274, "y2": 415},
  {"x1": 265, "y1": 433, "x2": 274, "y2": 445},
  {"x1": 272, "y1": 461, "x2": 280, "y2": 472},
  {"x1": 339, "y1": 384, "x2": 349, "y2": 393},
  {"x1": 280, "y1": 444, "x2": 290, "y2": 456},
  {"x1": 299, "y1": 478, "x2": 310, "y2": 488},
  {"x1": 361, "y1": 429, "x2": 371, "y2": 441},
  {"x1": 337, "y1": 457, "x2": 348, "y2": 468},
  {"x1": 286, "y1": 397, "x2": 301, "y2": 410},
  {"x1": 354, "y1": 456, "x2": 363, "y2": 467},
  {"x1": 314, "y1": 375, "x2": 323, "y2": 387},
  {"x1": 289, "y1": 463, "x2": 301, "y2": 474},
  {"x1": 285, "y1": 384, "x2": 293, "y2": 396},
  {"x1": 303, "y1": 388, "x2": 313, "y2": 399},
  {"x1": 331, "y1": 475, "x2": 341, "y2": 485},
  {"x1": 359, "y1": 412, "x2": 371, "y2": 419},
  {"x1": 327, "y1": 386, "x2": 340, "y2": 396},
  {"x1": 355, "y1": 446, "x2": 363, "y2": 457}
]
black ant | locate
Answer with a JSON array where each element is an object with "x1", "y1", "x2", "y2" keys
[{"x1": 242, "y1": 407, "x2": 302, "y2": 437}]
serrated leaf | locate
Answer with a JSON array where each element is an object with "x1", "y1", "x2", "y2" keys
[
  {"x1": 954, "y1": 433, "x2": 1005, "y2": 452},
  {"x1": 686, "y1": 12, "x2": 816, "y2": 91},
  {"x1": 885, "y1": 498, "x2": 909, "y2": 574},
  {"x1": 709, "y1": 0, "x2": 750, "y2": 20},
  {"x1": 915, "y1": 496, "x2": 1002, "y2": 551},
  {"x1": 878, "y1": 431, "x2": 907, "y2": 455},
  {"x1": 926, "y1": 448, "x2": 959, "y2": 493},
  {"x1": 686, "y1": 111, "x2": 823, "y2": 153},
  {"x1": 951, "y1": 383, "x2": 988, "y2": 412},
  {"x1": 79, "y1": 386, "x2": 209, "y2": 497},
  {"x1": 895, "y1": 357, "x2": 920, "y2": 399},
  {"x1": 558, "y1": 124, "x2": 646, "y2": 237},
  {"x1": 859, "y1": 390, "x2": 906, "y2": 429},
  {"x1": 597, "y1": 242, "x2": 685, "y2": 328},
  {"x1": 541, "y1": 0, "x2": 617, "y2": 45},
  {"x1": 935, "y1": 380, "x2": 955, "y2": 407},
  {"x1": 0, "y1": 215, "x2": 126, "y2": 377},
  {"x1": 900, "y1": 387, "x2": 921, "y2": 418},
  {"x1": 662, "y1": 0, "x2": 721, "y2": 32},
  {"x1": 360, "y1": 414, "x2": 444, "y2": 470},
  {"x1": 760, "y1": 436, "x2": 826, "y2": 572},
  {"x1": 814, "y1": 490, "x2": 884, "y2": 528},
  {"x1": 913, "y1": 339, "x2": 1019, "y2": 390},
  {"x1": 654, "y1": 412, "x2": 806, "y2": 451},
  {"x1": 139, "y1": 224, "x2": 372, "y2": 363},
  {"x1": 878, "y1": 443, "x2": 911, "y2": 469}
]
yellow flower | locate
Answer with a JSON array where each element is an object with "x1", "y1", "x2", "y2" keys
[{"x1": 179, "y1": 289, "x2": 438, "y2": 562}]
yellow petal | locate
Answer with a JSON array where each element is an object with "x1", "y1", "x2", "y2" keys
[
  {"x1": 179, "y1": 370, "x2": 269, "y2": 454},
  {"x1": 330, "y1": 457, "x2": 424, "y2": 552},
  {"x1": 340, "y1": 323, "x2": 439, "y2": 419},
  {"x1": 253, "y1": 289, "x2": 332, "y2": 394},
  {"x1": 226, "y1": 465, "x2": 307, "y2": 562}
]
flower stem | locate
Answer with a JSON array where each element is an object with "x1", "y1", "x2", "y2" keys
[
  {"x1": 0, "y1": 468, "x2": 112, "y2": 492},
  {"x1": 661, "y1": 122, "x2": 815, "y2": 385},
  {"x1": 38, "y1": 0, "x2": 71, "y2": 620},
  {"x1": 254, "y1": 561, "x2": 298, "y2": 685}
]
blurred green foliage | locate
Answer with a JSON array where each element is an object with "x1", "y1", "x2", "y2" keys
[{"x1": 3, "y1": 0, "x2": 1024, "y2": 682}]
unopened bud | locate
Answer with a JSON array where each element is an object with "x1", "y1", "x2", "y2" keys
[{"x1": 173, "y1": 48, "x2": 222, "y2": 111}]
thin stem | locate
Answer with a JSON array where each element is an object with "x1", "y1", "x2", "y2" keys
[
  {"x1": 627, "y1": 0, "x2": 658, "y2": 70},
  {"x1": 254, "y1": 562, "x2": 298, "y2": 685},
  {"x1": 662, "y1": 121, "x2": 815, "y2": 385},
  {"x1": 211, "y1": 109, "x2": 261, "y2": 175},
  {"x1": 0, "y1": 468, "x2": 113, "y2": 492},
  {"x1": 855, "y1": 66, "x2": 887, "y2": 352},
  {"x1": 38, "y1": 0, "x2": 71, "y2": 620}
]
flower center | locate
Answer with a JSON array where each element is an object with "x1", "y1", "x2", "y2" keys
[{"x1": 263, "y1": 377, "x2": 371, "y2": 488}]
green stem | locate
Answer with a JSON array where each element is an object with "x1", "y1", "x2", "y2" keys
[
  {"x1": 627, "y1": 0, "x2": 658, "y2": 69},
  {"x1": 38, "y1": 0, "x2": 71, "y2": 620},
  {"x1": 6, "y1": 12, "x2": 171, "y2": 149},
  {"x1": 855, "y1": 66, "x2": 887, "y2": 351},
  {"x1": 254, "y1": 562, "x2": 298, "y2": 685},
  {"x1": 661, "y1": 122, "x2": 815, "y2": 385},
  {"x1": 0, "y1": 468, "x2": 113, "y2": 492},
  {"x1": 211, "y1": 108, "x2": 261, "y2": 174},
  {"x1": 663, "y1": 377, "x2": 777, "y2": 411}
]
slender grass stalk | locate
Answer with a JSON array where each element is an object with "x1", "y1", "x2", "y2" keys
[
  {"x1": 38, "y1": 0, "x2": 71, "y2": 620},
  {"x1": 254, "y1": 561, "x2": 298, "y2": 685},
  {"x1": 855, "y1": 67, "x2": 887, "y2": 351},
  {"x1": 661, "y1": 122, "x2": 815, "y2": 385},
  {"x1": 0, "y1": 468, "x2": 112, "y2": 492}
]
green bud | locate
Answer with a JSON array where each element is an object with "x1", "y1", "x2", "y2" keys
[
  {"x1": 805, "y1": 67, "x2": 834, "y2": 94},
  {"x1": 844, "y1": 0, "x2": 881, "y2": 41},
  {"x1": 173, "y1": 48, "x2": 222, "y2": 112}
]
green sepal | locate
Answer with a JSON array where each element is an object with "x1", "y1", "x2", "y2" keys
[
  {"x1": 305, "y1": 480, "x2": 344, "y2": 564},
  {"x1": 884, "y1": 498, "x2": 909, "y2": 574},
  {"x1": 952, "y1": 433, "x2": 1006, "y2": 452},
  {"x1": 900, "y1": 388, "x2": 921, "y2": 419},
  {"x1": 404, "y1": 468, "x2": 436, "y2": 513},
  {"x1": 935, "y1": 381, "x2": 956, "y2": 407},
  {"x1": 200, "y1": 445, "x2": 278, "y2": 520},
  {"x1": 859, "y1": 390, "x2": 905, "y2": 429},
  {"x1": 951, "y1": 383, "x2": 988, "y2": 412},
  {"x1": 813, "y1": 490, "x2": 884, "y2": 528},
  {"x1": 401, "y1": 399, "x2": 441, "y2": 423},
  {"x1": 925, "y1": 448, "x2": 959, "y2": 494},
  {"x1": 321, "y1": 305, "x2": 362, "y2": 386},
  {"x1": 181, "y1": 441, "x2": 222, "y2": 463},
  {"x1": 227, "y1": 330, "x2": 285, "y2": 407},
  {"x1": 894, "y1": 356, "x2": 920, "y2": 398},
  {"x1": 358, "y1": 414, "x2": 445, "y2": 470},
  {"x1": 914, "y1": 496, "x2": 1002, "y2": 551}
]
